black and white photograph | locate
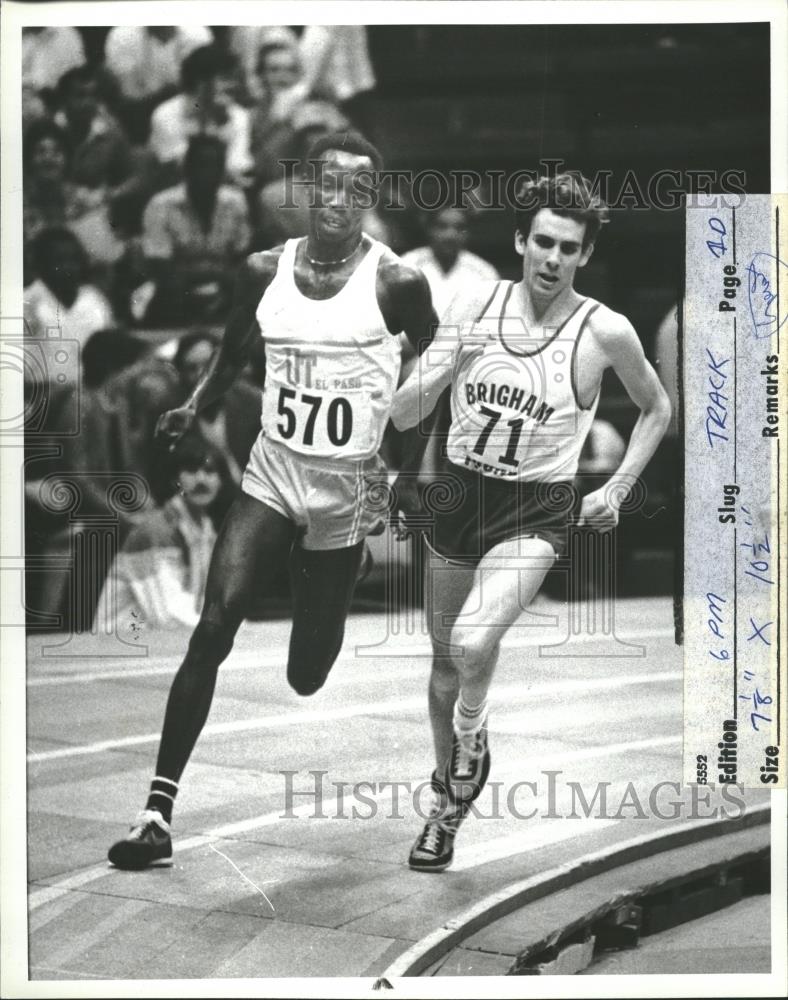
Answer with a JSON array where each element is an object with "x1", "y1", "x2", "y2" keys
[{"x1": 1, "y1": 1, "x2": 786, "y2": 995}]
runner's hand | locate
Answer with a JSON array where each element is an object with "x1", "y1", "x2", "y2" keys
[
  {"x1": 577, "y1": 487, "x2": 619, "y2": 532},
  {"x1": 155, "y1": 407, "x2": 196, "y2": 451},
  {"x1": 390, "y1": 474, "x2": 422, "y2": 540}
]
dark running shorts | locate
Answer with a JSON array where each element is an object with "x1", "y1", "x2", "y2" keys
[{"x1": 424, "y1": 460, "x2": 579, "y2": 565}]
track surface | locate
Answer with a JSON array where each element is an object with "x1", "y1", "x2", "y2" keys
[{"x1": 26, "y1": 596, "x2": 770, "y2": 980}]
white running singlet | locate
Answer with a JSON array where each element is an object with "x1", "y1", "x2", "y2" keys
[
  {"x1": 446, "y1": 280, "x2": 601, "y2": 481},
  {"x1": 256, "y1": 236, "x2": 401, "y2": 461}
]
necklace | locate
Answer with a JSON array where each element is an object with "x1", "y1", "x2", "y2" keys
[{"x1": 304, "y1": 241, "x2": 362, "y2": 268}]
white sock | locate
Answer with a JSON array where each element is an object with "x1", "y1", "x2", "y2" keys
[{"x1": 453, "y1": 694, "x2": 488, "y2": 734}]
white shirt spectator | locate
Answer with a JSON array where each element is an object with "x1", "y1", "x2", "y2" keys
[
  {"x1": 24, "y1": 280, "x2": 114, "y2": 389},
  {"x1": 300, "y1": 26, "x2": 376, "y2": 103},
  {"x1": 24, "y1": 279, "x2": 113, "y2": 351},
  {"x1": 141, "y1": 183, "x2": 251, "y2": 265},
  {"x1": 149, "y1": 94, "x2": 252, "y2": 182},
  {"x1": 104, "y1": 26, "x2": 213, "y2": 101},
  {"x1": 228, "y1": 26, "x2": 300, "y2": 100},
  {"x1": 400, "y1": 246, "x2": 500, "y2": 318},
  {"x1": 22, "y1": 27, "x2": 85, "y2": 92},
  {"x1": 94, "y1": 494, "x2": 216, "y2": 631}
]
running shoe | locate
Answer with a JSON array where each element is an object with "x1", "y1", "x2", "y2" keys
[
  {"x1": 107, "y1": 809, "x2": 173, "y2": 870},
  {"x1": 408, "y1": 771, "x2": 470, "y2": 873}
]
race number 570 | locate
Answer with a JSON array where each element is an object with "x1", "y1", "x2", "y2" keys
[{"x1": 277, "y1": 387, "x2": 353, "y2": 447}]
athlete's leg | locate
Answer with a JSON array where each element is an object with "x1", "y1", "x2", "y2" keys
[
  {"x1": 423, "y1": 548, "x2": 476, "y2": 771},
  {"x1": 452, "y1": 536, "x2": 555, "y2": 702},
  {"x1": 108, "y1": 494, "x2": 295, "y2": 868},
  {"x1": 445, "y1": 536, "x2": 556, "y2": 797},
  {"x1": 155, "y1": 493, "x2": 296, "y2": 782},
  {"x1": 407, "y1": 546, "x2": 476, "y2": 874},
  {"x1": 409, "y1": 536, "x2": 556, "y2": 872},
  {"x1": 285, "y1": 540, "x2": 365, "y2": 696}
]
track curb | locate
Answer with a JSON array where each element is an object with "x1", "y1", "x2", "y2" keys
[{"x1": 381, "y1": 799, "x2": 770, "y2": 977}]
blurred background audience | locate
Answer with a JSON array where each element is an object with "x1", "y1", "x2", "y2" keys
[
  {"x1": 401, "y1": 205, "x2": 499, "y2": 318},
  {"x1": 135, "y1": 135, "x2": 251, "y2": 325},
  {"x1": 169, "y1": 330, "x2": 261, "y2": 521},
  {"x1": 103, "y1": 26, "x2": 213, "y2": 143},
  {"x1": 149, "y1": 44, "x2": 253, "y2": 187},
  {"x1": 22, "y1": 26, "x2": 85, "y2": 125},
  {"x1": 93, "y1": 433, "x2": 223, "y2": 633},
  {"x1": 21, "y1": 23, "x2": 765, "y2": 628},
  {"x1": 23, "y1": 120, "x2": 124, "y2": 282},
  {"x1": 24, "y1": 228, "x2": 115, "y2": 371}
]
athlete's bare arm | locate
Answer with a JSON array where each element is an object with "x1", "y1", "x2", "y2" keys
[
  {"x1": 375, "y1": 258, "x2": 440, "y2": 520},
  {"x1": 390, "y1": 282, "x2": 495, "y2": 431},
  {"x1": 377, "y1": 257, "x2": 438, "y2": 354},
  {"x1": 155, "y1": 249, "x2": 283, "y2": 448},
  {"x1": 577, "y1": 307, "x2": 672, "y2": 530}
]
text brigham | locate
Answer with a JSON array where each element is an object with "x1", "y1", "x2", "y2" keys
[{"x1": 465, "y1": 383, "x2": 555, "y2": 424}]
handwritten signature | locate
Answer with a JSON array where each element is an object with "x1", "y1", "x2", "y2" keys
[{"x1": 745, "y1": 252, "x2": 787, "y2": 339}]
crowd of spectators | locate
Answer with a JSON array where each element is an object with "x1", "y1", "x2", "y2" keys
[
  {"x1": 20, "y1": 25, "x2": 504, "y2": 633},
  {"x1": 22, "y1": 26, "x2": 381, "y2": 333}
]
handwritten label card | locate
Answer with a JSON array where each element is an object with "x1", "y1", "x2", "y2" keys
[{"x1": 684, "y1": 194, "x2": 786, "y2": 789}]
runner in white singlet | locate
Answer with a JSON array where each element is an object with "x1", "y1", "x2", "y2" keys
[
  {"x1": 108, "y1": 131, "x2": 438, "y2": 870},
  {"x1": 391, "y1": 171, "x2": 672, "y2": 872}
]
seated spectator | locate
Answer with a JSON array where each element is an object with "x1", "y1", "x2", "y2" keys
[
  {"x1": 22, "y1": 26, "x2": 85, "y2": 109},
  {"x1": 54, "y1": 64, "x2": 155, "y2": 234},
  {"x1": 228, "y1": 26, "x2": 299, "y2": 101},
  {"x1": 103, "y1": 25, "x2": 213, "y2": 141},
  {"x1": 24, "y1": 328, "x2": 158, "y2": 631},
  {"x1": 401, "y1": 206, "x2": 500, "y2": 318},
  {"x1": 149, "y1": 44, "x2": 253, "y2": 186},
  {"x1": 93, "y1": 434, "x2": 222, "y2": 633},
  {"x1": 257, "y1": 113, "x2": 390, "y2": 248},
  {"x1": 25, "y1": 339, "x2": 177, "y2": 631},
  {"x1": 172, "y1": 330, "x2": 261, "y2": 493},
  {"x1": 299, "y1": 26, "x2": 377, "y2": 134},
  {"x1": 136, "y1": 135, "x2": 251, "y2": 325},
  {"x1": 249, "y1": 42, "x2": 311, "y2": 186},
  {"x1": 81, "y1": 327, "x2": 151, "y2": 389},
  {"x1": 400, "y1": 205, "x2": 499, "y2": 478},
  {"x1": 97, "y1": 356, "x2": 183, "y2": 507},
  {"x1": 23, "y1": 119, "x2": 125, "y2": 276},
  {"x1": 24, "y1": 228, "x2": 115, "y2": 381}
]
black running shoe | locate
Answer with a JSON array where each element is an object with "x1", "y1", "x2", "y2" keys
[
  {"x1": 408, "y1": 771, "x2": 470, "y2": 873},
  {"x1": 108, "y1": 809, "x2": 173, "y2": 870},
  {"x1": 444, "y1": 724, "x2": 490, "y2": 804}
]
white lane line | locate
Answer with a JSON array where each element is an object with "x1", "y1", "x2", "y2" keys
[
  {"x1": 495, "y1": 699, "x2": 677, "y2": 733},
  {"x1": 27, "y1": 671, "x2": 681, "y2": 763},
  {"x1": 27, "y1": 700, "x2": 425, "y2": 763},
  {"x1": 29, "y1": 738, "x2": 681, "y2": 912},
  {"x1": 44, "y1": 898, "x2": 148, "y2": 970},
  {"x1": 27, "y1": 627, "x2": 674, "y2": 687},
  {"x1": 453, "y1": 739, "x2": 681, "y2": 871},
  {"x1": 28, "y1": 880, "x2": 91, "y2": 933},
  {"x1": 28, "y1": 966, "x2": 106, "y2": 980},
  {"x1": 452, "y1": 818, "x2": 621, "y2": 871},
  {"x1": 28, "y1": 785, "x2": 400, "y2": 913}
]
